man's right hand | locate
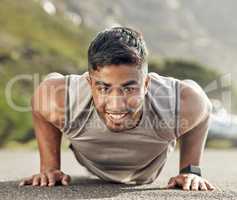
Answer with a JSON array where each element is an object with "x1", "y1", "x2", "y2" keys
[
  {"x1": 19, "y1": 169, "x2": 71, "y2": 187},
  {"x1": 23, "y1": 77, "x2": 68, "y2": 187}
]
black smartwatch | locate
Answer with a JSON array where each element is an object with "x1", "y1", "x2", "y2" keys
[{"x1": 180, "y1": 165, "x2": 202, "y2": 177}]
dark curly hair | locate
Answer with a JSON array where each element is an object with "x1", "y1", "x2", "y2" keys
[{"x1": 88, "y1": 27, "x2": 148, "y2": 73}]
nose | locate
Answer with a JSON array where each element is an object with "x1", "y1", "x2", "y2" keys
[{"x1": 106, "y1": 89, "x2": 127, "y2": 112}]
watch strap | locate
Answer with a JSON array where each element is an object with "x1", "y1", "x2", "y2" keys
[{"x1": 180, "y1": 165, "x2": 202, "y2": 177}]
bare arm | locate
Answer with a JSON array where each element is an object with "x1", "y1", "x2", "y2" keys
[
  {"x1": 19, "y1": 77, "x2": 70, "y2": 187},
  {"x1": 166, "y1": 80, "x2": 215, "y2": 191},
  {"x1": 179, "y1": 112, "x2": 210, "y2": 171},
  {"x1": 32, "y1": 106, "x2": 62, "y2": 173},
  {"x1": 179, "y1": 80, "x2": 212, "y2": 171}
]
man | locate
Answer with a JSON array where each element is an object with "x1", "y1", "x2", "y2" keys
[{"x1": 19, "y1": 27, "x2": 215, "y2": 191}]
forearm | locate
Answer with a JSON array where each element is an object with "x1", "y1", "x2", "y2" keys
[
  {"x1": 179, "y1": 115, "x2": 210, "y2": 171},
  {"x1": 32, "y1": 111, "x2": 62, "y2": 172}
]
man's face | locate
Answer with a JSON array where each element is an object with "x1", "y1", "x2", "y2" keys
[{"x1": 87, "y1": 64, "x2": 149, "y2": 132}]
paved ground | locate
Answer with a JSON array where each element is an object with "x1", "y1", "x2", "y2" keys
[{"x1": 0, "y1": 149, "x2": 237, "y2": 200}]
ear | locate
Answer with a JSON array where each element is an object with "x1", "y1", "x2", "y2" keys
[
  {"x1": 144, "y1": 75, "x2": 150, "y2": 94},
  {"x1": 86, "y1": 73, "x2": 92, "y2": 87}
]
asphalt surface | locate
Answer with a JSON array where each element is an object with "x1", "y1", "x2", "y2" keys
[{"x1": 0, "y1": 149, "x2": 237, "y2": 200}]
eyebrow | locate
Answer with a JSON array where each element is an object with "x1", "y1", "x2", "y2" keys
[{"x1": 95, "y1": 80, "x2": 139, "y2": 87}]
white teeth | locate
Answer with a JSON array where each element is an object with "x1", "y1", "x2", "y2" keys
[{"x1": 108, "y1": 113, "x2": 126, "y2": 120}]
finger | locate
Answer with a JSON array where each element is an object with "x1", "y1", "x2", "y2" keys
[
  {"x1": 191, "y1": 178, "x2": 199, "y2": 191},
  {"x1": 167, "y1": 177, "x2": 175, "y2": 185},
  {"x1": 47, "y1": 173, "x2": 56, "y2": 187},
  {"x1": 19, "y1": 179, "x2": 28, "y2": 186},
  {"x1": 40, "y1": 174, "x2": 48, "y2": 187},
  {"x1": 166, "y1": 177, "x2": 176, "y2": 189},
  {"x1": 199, "y1": 181, "x2": 208, "y2": 191},
  {"x1": 166, "y1": 182, "x2": 176, "y2": 189},
  {"x1": 19, "y1": 179, "x2": 30, "y2": 186},
  {"x1": 183, "y1": 177, "x2": 192, "y2": 191},
  {"x1": 19, "y1": 181, "x2": 25, "y2": 186},
  {"x1": 19, "y1": 176, "x2": 34, "y2": 186},
  {"x1": 204, "y1": 181, "x2": 216, "y2": 191},
  {"x1": 32, "y1": 176, "x2": 40, "y2": 186},
  {"x1": 61, "y1": 175, "x2": 71, "y2": 186}
]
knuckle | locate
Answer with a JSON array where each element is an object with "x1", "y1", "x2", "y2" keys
[
  {"x1": 41, "y1": 175, "x2": 47, "y2": 181},
  {"x1": 46, "y1": 173, "x2": 54, "y2": 179},
  {"x1": 41, "y1": 172, "x2": 46, "y2": 176},
  {"x1": 48, "y1": 177, "x2": 56, "y2": 183},
  {"x1": 40, "y1": 175, "x2": 46, "y2": 180},
  {"x1": 184, "y1": 178, "x2": 190, "y2": 184},
  {"x1": 33, "y1": 174, "x2": 39, "y2": 179},
  {"x1": 33, "y1": 177, "x2": 38, "y2": 182},
  {"x1": 184, "y1": 176, "x2": 189, "y2": 180},
  {"x1": 192, "y1": 183, "x2": 197, "y2": 187}
]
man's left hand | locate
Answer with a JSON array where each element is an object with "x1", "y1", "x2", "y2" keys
[{"x1": 166, "y1": 174, "x2": 216, "y2": 191}]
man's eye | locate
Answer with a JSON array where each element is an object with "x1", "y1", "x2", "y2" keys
[
  {"x1": 97, "y1": 87, "x2": 108, "y2": 93},
  {"x1": 123, "y1": 87, "x2": 136, "y2": 93}
]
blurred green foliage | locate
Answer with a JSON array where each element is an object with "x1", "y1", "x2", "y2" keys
[
  {"x1": 0, "y1": 0, "x2": 93, "y2": 147},
  {"x1": 149, "y1": 58, "x2": 237, "y2": 113},
  {"x1": 206, "y1": 139, "x2": 235, "y2": 149},
  {"x1": 149, "y1": 58, "x2": 220, "y2": 86}
]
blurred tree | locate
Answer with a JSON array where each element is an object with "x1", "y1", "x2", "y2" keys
[
  {"x1": 0, "y1": 0, "x2": 94, "y2": 147},
  {"x1": 149, "y1": 58, "x2": 237, "y2": 114}
]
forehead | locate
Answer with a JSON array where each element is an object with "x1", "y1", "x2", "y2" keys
[{"x1": 89, "y1": 64, "x2": 143, "y2": 85}]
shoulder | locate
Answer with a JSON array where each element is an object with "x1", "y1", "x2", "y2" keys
[
  {"x1": 31, "y1": 72, "x2": 66, "y2": 129},
  {"x1": 179, "y1": 79, "x2": 212, "y2": 136}
]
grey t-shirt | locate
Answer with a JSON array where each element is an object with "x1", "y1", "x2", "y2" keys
[{"x1": 45, "y1": 71, "x2": 181, "y2": 184}]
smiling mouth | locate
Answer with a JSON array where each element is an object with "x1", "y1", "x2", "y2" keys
[{"x1": 106, "y1": 112, "x2": 128, "y2": 122}]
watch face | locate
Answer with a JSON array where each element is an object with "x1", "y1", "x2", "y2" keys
[
  {"x1": 180, "y1": 165, "x2": 202, "y2": 176},
  {"x1": 190, "y1": 165, "x2": 201, "y2": 174}
]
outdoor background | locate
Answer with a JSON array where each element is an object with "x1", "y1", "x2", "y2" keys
[{"x1": 0, "y1": 0, "x2": 237, "y2": 150}]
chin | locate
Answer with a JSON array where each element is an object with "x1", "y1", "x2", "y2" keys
[
  {"x1": 106, "y1": 123, "x2": 124, "y2": 132},
  {"x1": 108, "y1": 128, "x2": 123, "y2": 132},
  {"x1": 106, "y1": 121, "x2": 135, "y2": 132}
]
